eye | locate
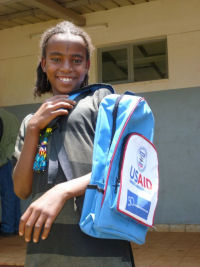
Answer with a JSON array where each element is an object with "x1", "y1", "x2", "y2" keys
[
  {"x1": 51, "y1": 57, "x2": 61, "y2": 63},
  {"x1": 72, "y1": 57, "x2": 82, "y2": 64}
]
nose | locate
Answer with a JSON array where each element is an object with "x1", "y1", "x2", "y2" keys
[{"x1": 60, "y1": 59, "x2": 72, "y2": 72}]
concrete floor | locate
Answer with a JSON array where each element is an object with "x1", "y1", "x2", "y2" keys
[
  {"x1": 0, "y1": 232, "x2": 200, "y2": 266},
  {"x1": 132, "y1": 232, "x2": 200, "y2": 267},
  {"x1": 0, "y1": 234, "x2": 26, "y2": 266}
]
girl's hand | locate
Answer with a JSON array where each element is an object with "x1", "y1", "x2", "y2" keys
[
  {"x1": 19, "y1": 184, "x2": 67, "y2": 243},
  {"x1": 29, "y1": 95, "x2": 76, "y2": 132},
  {"x1": 18, "y1": 173, "x2": 91, "y2": 242}
]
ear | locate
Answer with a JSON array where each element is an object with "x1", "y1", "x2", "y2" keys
[{"x1": 41, "y1": 57, "x2": 46, "y2": 73}]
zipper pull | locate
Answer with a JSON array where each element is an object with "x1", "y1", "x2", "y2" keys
[{"x1": 115, "y1": 177, "x2": 120, "y2": 193}]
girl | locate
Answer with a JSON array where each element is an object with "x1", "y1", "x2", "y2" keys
[{"x1": 13, "y1": 21, "x2": 135, "y2": 267}]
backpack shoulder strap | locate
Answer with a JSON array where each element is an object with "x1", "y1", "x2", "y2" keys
[
  {"x1": 68, "y1": 83, "x2": 114, "y2": 101},
  {"x1": 110, "y1": 91, "x2": 135, "y2": 145}
]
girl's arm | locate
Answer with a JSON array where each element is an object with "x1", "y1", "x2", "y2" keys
[
  {"x1": 13, "y1": 124, "x2": 40, "y2": 199},
  {"x1": 18, "y1": 173, "x2": 91, "y2": 243},
  {"x1": 13, "y1": 95, "x2": 76, "y2": 199}
]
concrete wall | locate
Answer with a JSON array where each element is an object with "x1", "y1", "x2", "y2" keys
[{"x1": 140, "y1": 86, "x2": 200, "y2": 224}]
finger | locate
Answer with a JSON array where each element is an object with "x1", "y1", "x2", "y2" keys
[
  {"x1": 47, "y1": 102, "x2": 76, "y2": 119},
  {"x1": 41, "y1": 216, "x2": 54, "y2": 241},
  {"x1": 44, "y1": 94, "x2": 69, "y2": 102},
  {"x1": 47, "y1": 106, "x2": 71, "y2": 120},
  {"x1": 52, "y1": 99, "x2": 76, "y2": 107},
  {"x1": 53, "y1": 102, "x2": 76, "y2": 113},
  {"x1": 51, "y1": 109, "x2": 69, "y2": 118},
  {"x1": 43, "y1": 101, "x2": 75, "y2": 117},
  {"x1": 45, "y1": 95, "x2": 76, "y2": 106},
  {"x1": 24, "y1": 210, "x2": 41, "y2": 242},
  {"x1": 56, "y1": 101, "x2": 75, "y2": 109},
  {"x1": 19, "y1": 208, "x2": 33, "y2": 237},
  {"x1": 32, "y1": 213, "x2": 47, "y2": 243}
]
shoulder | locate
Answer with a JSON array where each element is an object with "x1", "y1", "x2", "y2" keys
[
  {"x1": 0, "y1": 108, "x2": 16, "y2": 122},
  {"x1": 19, "y1": 113, "x2": 34, "y2": 136},
  {"x1": 14, "y1": 114, "x2": 33, "y2": 159},
  {"x1": 88, "y1": 83, "x2": 114, "y2": 105},
  {"x1": 21, "y1": 113, "x2": 33, "y2": 127}
]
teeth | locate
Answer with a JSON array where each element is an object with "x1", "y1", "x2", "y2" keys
[{"x1": 59, "y1": 77, "x2": 72, "y2": 82}]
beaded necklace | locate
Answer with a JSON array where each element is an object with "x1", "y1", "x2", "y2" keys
[{"x1": 33, "y1": 127, "x2": 53, "y2": 172}]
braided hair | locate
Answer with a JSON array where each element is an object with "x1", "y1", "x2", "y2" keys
[{"x1": 34, "y1": 21, "x2": 94, "y2": 97}]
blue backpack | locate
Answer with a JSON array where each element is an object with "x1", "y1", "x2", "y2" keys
[{"x1": 79, "y1": 90, "x2": 159, "y2": 245}]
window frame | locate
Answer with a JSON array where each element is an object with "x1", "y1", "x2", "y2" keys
[
  {"x1": 97, "y1": 38, "x2": 168, "y2": 84},
  {"x1": 97, "y1": 44, "x2": 132, "y2": 84}
]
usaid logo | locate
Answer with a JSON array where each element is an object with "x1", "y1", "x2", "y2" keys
[{"x1": 137, "y1": 147, "x2": 147, "y2": 172}]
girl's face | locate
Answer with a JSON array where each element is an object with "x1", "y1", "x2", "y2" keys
[{"x1": 41, "y1": 33, "x2": 90, "y2": 95}]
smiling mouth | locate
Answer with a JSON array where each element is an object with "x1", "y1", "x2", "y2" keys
[{"x1": 58, "y1": 77, "x2": 74, "y2": 82}]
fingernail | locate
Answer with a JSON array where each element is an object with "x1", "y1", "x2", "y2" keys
[
  {"x1": 33, "y1": 239, "x2": 38, "y2": 243},
  {"x1": 41, "y1": 236, "x2": 46, "y2": 240},
  {"x1": 25, "y1": 238, "x2": 30, "y2": 242},
  {"x1": 19, "y1": 232, "x2": 23, "y2": 236}
]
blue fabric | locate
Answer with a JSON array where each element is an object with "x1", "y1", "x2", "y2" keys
[
  {"x1": 0, "y1": 160, "x2": 21, "y2": 233},
  {"x1": 80, "y1": 92, "x2": 155, "y2": 245}
]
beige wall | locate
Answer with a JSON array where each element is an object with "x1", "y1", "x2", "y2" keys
[
  {"x1": 0, "y1": 20, "x2": 57, "y2": 106},
  {"x1": 1, "y1": 0, "x2": 200, "y2": 106}
]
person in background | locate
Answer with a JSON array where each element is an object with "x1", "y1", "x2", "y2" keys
[
  {"x1": 0, "y1": 108, "x2": 21, "y2": 236},
  {"x1": 0, "y1": 117, "x2": 3, "y2": 143}
]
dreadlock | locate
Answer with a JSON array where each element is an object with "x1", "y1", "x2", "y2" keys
[{"x1": 34, "y1": 21, "x2": 94, "y2": 97}]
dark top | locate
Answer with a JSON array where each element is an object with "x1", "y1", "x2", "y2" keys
[{"x1": 15, "y1": 86, "x2": 134, "y2": 267}]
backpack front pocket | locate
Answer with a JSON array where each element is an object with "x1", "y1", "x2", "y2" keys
[{"x1": 116, "y1": 133, "x2": 159, "y2": 227}]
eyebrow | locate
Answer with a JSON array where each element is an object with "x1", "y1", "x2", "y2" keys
[
  {"x1": 49, "y1": 52, "x2": 84, "y2": 58},
  {"x1": 71, "y1": 54, "x2": 84, "y2": 58},
  {"x1": 49, "y1": 52, "x2": 63, "y2": 56}
]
